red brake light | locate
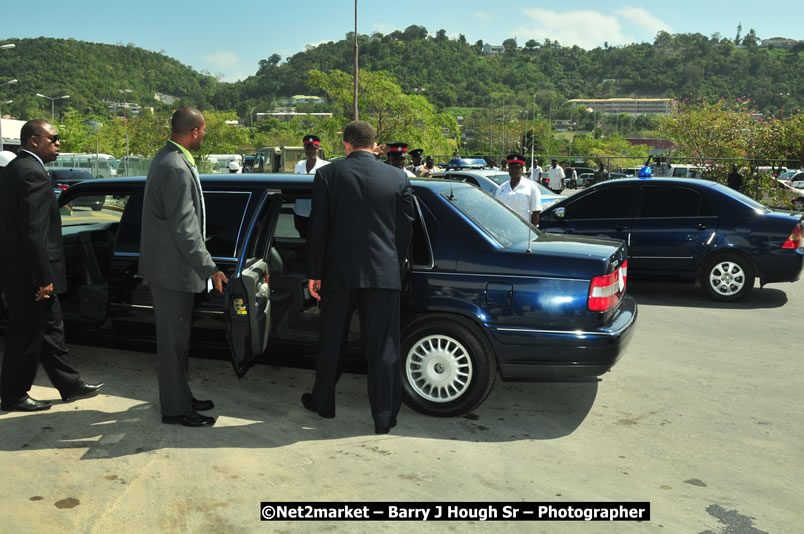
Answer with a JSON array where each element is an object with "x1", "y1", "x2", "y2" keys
[
  {"x1": 782, "y1": 224, "x2": 802, "y2": 249},
  {"x1": 57, "y1": 184, "x2": 69, "y2": 191},
  {"x1": 588, "y1": 260, "x2": 627, "y2": 312}
]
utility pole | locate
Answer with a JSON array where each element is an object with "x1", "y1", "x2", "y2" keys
[{"x1": 353, "y1": 0, "x2": 359, "y2": 120}]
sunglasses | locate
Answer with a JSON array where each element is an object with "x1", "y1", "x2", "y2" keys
[{"x1": 37, "y1": 134, "x2": 60, "y2": 143}]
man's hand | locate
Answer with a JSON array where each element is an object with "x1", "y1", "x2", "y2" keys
[
  {"x1": 308, "y1": 279, "x2": 322, "y2": 301},
  {"x1": 211, "y1": 271, "x2": 228, "y2": 293},
  {"x1": 35, "y1": 283, "x2": 54, "y2": 302}
]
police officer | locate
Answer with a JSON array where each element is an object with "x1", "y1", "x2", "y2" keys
[
  {"x1": 294, "y1": 134, "x2": 330, "y2": 237},
  {"x1": 295, "y1": 134, "x2": 329, "y2": 174},
  {"x1": 386, "y1": 142, "x2": 416, "y2": 177},
  {"x1": 409, "y1": 148, "x2": 424, "y2": 175},
  {"x1": 494, "y1": 153, "x2": 541, "y2": 225}
]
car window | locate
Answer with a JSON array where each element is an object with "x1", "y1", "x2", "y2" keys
[
  {"x1": 444, "y1": 186, "x2": 539, "y2": 249},
  {"x1": 60, "y1": 194, "x2": 129, "y2": 227},
  {"x1": 113, "y1": 191, "x2": 251, "y2": 258},
  {"x1": 639, "y1": 185, "x2": 703, "y2": 217},
  {"x1": 275, "y1": 201, "x2": 303, "y2": 239},
  {"x1": 564, "y1": 185, "x2": 637, "y2": 219},
  {"x1": 204, "y1": 192, "x2": 251, "y2": 258}
]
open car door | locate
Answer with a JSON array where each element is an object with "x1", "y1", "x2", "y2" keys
[{"x1": 224, "y1": 190, "x2": 282, "y2": 377}]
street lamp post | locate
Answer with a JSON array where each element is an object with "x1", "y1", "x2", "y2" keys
[
  {"x1": 119, "y1": 89, "x2": 133, "y2": 166},
  {"x1": 36, "y1": 93, "x2": 70, "y2": 121}
]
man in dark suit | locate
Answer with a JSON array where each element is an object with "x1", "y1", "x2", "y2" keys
[
  {"x1": 302, "y1": 120, "x2": 416, "y2": 434},
  {"x1": 139, "y1": 107, "x2": 228, "y2": 428},
  {"x1": 0, "y1": 120, "x2": 104, "y2": 412}
]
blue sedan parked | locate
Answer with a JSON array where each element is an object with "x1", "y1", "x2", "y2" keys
[
  {"x1": 539, "y1": 178, "x2": 804, "y2": 301},
  {"x1": 14, "y1": 175, "x2": 637, "y2": 417}
]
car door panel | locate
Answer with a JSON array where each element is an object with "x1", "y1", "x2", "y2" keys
[{"x1": 629, "y1": 184, "x2": 719, "y2": 274}]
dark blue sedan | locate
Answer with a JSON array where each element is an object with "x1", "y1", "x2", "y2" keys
[
  {"x1": 539, "y1": 178, "x2": 804, "y2": 301},
  {"x1": 17, "y1": 175, "x2": 638, "y2": 417}
]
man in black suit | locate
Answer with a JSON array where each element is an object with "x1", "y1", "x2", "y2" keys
[
  {"x1": 303, "y1": 120, "x2": 415, "y2": 434},
  {"x1": 0, "y1": 120, "x2": 104, "y2": 412}
]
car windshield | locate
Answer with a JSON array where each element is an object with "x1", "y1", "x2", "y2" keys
[
  {"x1": 790, "y1": 181, "x2": 804, "y2": 189},
  {"x1": 442, "y1": 186, "x2": 541, "y2": 249}
]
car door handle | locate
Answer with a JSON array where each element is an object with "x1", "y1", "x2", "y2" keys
[{"x1": 615, "y1": 225, "x2": 629, "y2": 231}]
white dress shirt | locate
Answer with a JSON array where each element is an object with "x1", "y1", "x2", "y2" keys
[
  {"x1": 495, "y1": 178, "x2": 542, "y2": 221},
  {"x1": 294, "y1": 157, "x2": 330, "y2": 216}
]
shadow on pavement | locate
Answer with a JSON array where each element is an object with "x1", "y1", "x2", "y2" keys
[
  {"x1": 0, "y1": 342, "x2": 599, "y2": 459},
  {"x1": 627, "y1": 280, "x2": 789, "y2": 309}
]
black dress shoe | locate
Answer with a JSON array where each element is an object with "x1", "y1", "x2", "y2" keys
[
  {"x1": 1, "y1": 395, "x2": 52, "y2": 412},
  {"x1": 62, "y1": 382, "x2": 104, "y2": 402},
  {"x1": 301, "y1": 393, "x2": 335, "y2": 419},
  {"x1": 161, "y1": 411, "x2": 216, "y2": 427},
  {"x1": 192, "y1": 398, "x2": 215, "y2": 412},
  {"x1": 375, "y1": 418, "x2": 397, "y2": 435}
]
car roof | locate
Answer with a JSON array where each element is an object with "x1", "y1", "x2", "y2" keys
[
  {"x1": 50, "y1": 168, "x2": 96, "y2": 179},
  {"x1": 64, "y1": 173, "x2": 478, "y2": 196}
]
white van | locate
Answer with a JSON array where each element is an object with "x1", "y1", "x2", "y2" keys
[{"x1": 47, "y1": 153, "x2": 119, "y2": 178}]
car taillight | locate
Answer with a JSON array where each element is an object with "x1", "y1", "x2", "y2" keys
[
  {"x1": 57, "y1": 184, "x2": 69, "y2": 191},
  {"x1": 782, "y1": 224, "x2": 802, "y2": 249},
  {"x1": 588, "y1": 260, "x2": 627, "y2": 312}
]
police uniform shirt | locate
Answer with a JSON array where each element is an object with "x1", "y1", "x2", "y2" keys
[
  {"x1": 495, "y1": 178, "x2": 542, "y2": 221},
  {"x1": 293, "y1": 157, "x2": 330, "y2": 216},
  {"x1": 404, "y1": 168, "x2": 416, "y2": 178},
  {"x1": 530, "y1": 165, "x2": 543, "y2": 181},
  {"x1": 546, "y1": 165, "x2": 565, "y2": 191}
]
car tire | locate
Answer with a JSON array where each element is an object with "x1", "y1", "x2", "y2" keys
[
  {"x1": 401, "y1": 314, "x2": 496, "y2": 417},
  {"x1": 701, "y1": 253, "x2": 754, "y2": 301}
]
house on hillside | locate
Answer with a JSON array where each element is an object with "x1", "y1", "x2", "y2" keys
[{"x1": 481, "y1": 44, "x2": 505, "y2": 55}]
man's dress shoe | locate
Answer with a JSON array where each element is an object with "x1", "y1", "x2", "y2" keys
[
  {"x1": 192, "y1": 398, "x2": 215, "y2": 412},
  {"x1": 161, "y1": 411, "x2": 216, "y2": 427},
  {"x1": 61, "y1": 382, "x2": 104, "y2": 402},
  {"x1": 375, "y1": 418, "x2": 398, "y2": 435},
  {"x1": 1, "y1": 395, "x2": 52, "y2": 412},
  {"x1": 301, "y1": 393, "x2": 335, "y2": 418}
]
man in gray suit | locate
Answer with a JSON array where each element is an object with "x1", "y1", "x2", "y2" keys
[{"x1": 139, "y1": 107, "x2": 228, "y2": 427}]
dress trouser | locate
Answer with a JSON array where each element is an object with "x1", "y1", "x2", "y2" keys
[
  {"x1": 312, "y1": 288, "x2": 401, "y2": 428},
  {"x1": 149, "y1": 284, "x2": 196, "y2": 417},
  {"x1": 0, "y1": 287, "x2": 81, "y2": 402}
]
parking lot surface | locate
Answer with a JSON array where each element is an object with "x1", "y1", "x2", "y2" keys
[{"x1": 0, "y1": 277, "x2": 801, "y2": 533}]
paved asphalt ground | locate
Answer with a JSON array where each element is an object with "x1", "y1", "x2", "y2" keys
[{"x1": 0, "y1": 274, "x2": 801, "y2": 533}]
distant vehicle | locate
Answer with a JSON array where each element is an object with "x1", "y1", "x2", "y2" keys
[
  {"x1": 540, "y1": 178, "x2": 804, "y2": 301},
  {"x1": 205, "y1": 154, "x2": 244, "y2": 174},
  {"x1": 46, "y1": 153, "x2": 118, "y2": 178},
  {"x1": 778, "y1": 170, "x2": 802, "y2": 184},
  {"x1": 50, "y1": 168, "x2": 103, "y2": 211},
  {"x1": 563, "y1": 167, "x2": 596, "y2": 189},
  {"x1": 670, "y1": 165, "x2": 704, "y2": 178},
  {"x1": 253, "y1": 146, "x2": 327, "y2": 173},
  {"x1": 445, "y1": 157, "x2": 488, "y2": 170}
]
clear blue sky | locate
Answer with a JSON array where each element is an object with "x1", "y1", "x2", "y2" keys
[{"x1": 2, "y1": 1, "x2": 800, "y2": 82}]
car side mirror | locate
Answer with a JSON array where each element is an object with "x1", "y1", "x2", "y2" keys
[{"x1": 554, "y1": 207, "x2": 566, "y2": 219}]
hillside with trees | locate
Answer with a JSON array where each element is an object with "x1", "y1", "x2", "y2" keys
[{"x1": 1, "y1": 30, "x2": 801, "y2": 121}]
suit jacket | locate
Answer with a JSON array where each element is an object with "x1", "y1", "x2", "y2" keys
[
  {"x1": 139, "y1": 142, "x2": 218, "y2": 293},
  {"x1": 306, "y1": 150, "x2": 415, "y2": 291},
  {"x1": 0, "y1": 151, "x2": 67, "y2": 293}
]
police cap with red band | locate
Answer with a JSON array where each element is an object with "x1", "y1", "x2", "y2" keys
[
  {"x1": 506, "y1": 153, "x2": 526, "y2": 166},
  {"x1": 303, "y1": 135, "x2": 321, "y2": 146},
  {"x1": 387, "y1": 142, "x2": 409, "y2": 154}
]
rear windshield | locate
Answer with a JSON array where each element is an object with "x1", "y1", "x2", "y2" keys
[{"x1": 442, "y1": 186, "x2": 540, "y2": 249}]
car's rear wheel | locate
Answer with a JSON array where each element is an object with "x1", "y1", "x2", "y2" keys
[
  {"x1": 701, "y1": 253, "x2": 754, "y2": 301},
  {"x1": 401, "y1": 315, "x2": 496, "y2": 417}
]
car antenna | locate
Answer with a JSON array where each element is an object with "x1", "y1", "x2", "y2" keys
[
  {"x1": 527, "y1": 181, "x2": 533, "y2": 253},
  {"x1": 448, "y1": 179, "x2": 454, "y2": 200}
]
